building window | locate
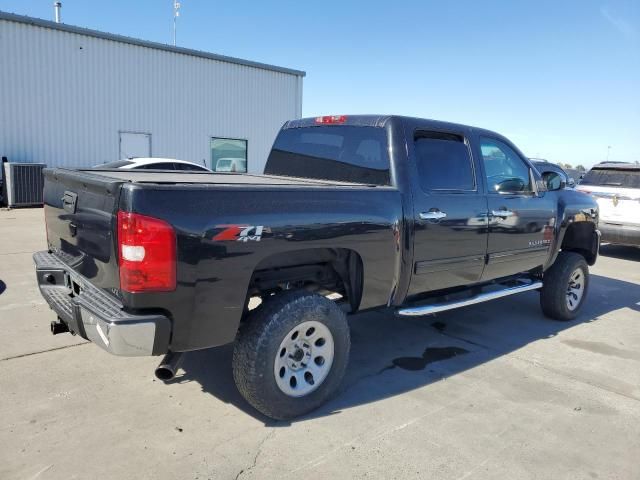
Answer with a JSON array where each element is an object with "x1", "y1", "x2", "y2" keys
[{"x1": 210, "y1": 138, "x2": 247, "y2": 173}]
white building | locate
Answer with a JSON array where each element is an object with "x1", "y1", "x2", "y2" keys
[{"x1": 0, "y1": 11, "x2": 304, "y2": 173}]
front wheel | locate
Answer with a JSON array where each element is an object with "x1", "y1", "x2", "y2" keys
[
  {"x1": 233, "y1": 291, "x2": 350, "y2": 420},
  {"x1": 540, "y1": 251, "x2": 589, "y2": 321}
]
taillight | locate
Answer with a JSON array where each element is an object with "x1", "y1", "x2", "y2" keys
[
  {"x1": 315, "y1": 115, "x2": 347, "y2": 124},
  {"x1": 117, "y1": 211, "x2": 176, "y2": 293}
]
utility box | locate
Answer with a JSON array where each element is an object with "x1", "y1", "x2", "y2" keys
[{"x1": 3, "y1": 163, "x2": 46, "y2": 207}]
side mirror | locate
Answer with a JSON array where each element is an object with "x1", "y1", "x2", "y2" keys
[
  {"x1": 542, "y1": 171, "x2": 565, "y2": 191},
  {"x1": 568, "y1": 177, "x2": 576, "y2": 188},
  {"x1": 496, "y1": 177, "x2": 526, "y2": 193}
]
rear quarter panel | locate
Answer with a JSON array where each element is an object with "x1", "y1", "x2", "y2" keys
[{"x1": 120, "y1": 184, "x2": 403, "y2": 351}]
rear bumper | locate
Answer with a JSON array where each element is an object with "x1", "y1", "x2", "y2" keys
[
  {"x1": 33, "y1": 251, "x2": 170, "y2": 356},
  {"x1": 600, "y1": 222, "x2": 640, "y2": 247}
]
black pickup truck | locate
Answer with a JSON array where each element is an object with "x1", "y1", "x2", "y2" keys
[{"x1": 34, "y1": 115, "x2": 600, "y2": 419}]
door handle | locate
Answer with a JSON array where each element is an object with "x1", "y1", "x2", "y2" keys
[
  {"x1": 490, "y1": 209, "x2": 514, "y2": 218},
  {"x1": 420, "y1": 210, "x2": 447, "y2": 221}
]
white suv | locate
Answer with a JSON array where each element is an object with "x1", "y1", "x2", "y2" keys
[{"x1": 577, "y1": 162, "x2": 640, "y2": 246}]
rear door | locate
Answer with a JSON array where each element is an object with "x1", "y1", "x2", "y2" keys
[
  {"x1": 477, "y1": 136, "x2": 555, "y2": 280},
  {"x1": 407, "y1": 128, "x2": 489, "y2": 295}
]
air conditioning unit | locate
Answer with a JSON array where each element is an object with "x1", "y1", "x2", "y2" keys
[{"x1": 3, "y1": 163, "x2": 47, "y2": 207}]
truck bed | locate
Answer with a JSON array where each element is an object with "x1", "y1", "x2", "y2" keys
[
  {"x1": 84, "y1": 169, "x2": 379, "y2": 188},
  {"x1": 42, "y1": 166, "x2": 403, "y2": 351}
]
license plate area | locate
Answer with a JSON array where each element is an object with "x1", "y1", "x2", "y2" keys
[{"x1": 67, "y1": 273, "x2": 83, "y2": 297}]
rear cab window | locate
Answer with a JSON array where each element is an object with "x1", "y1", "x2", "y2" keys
[
  {"x1": 265, "y1": 126, "x2": 391, "y2": 186},
  {"x1": 581, "y1": 168, "x2": 640, "y2": 188}
]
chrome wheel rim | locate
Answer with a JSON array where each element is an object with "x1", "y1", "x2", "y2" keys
[
  {"x1": 566, "y1": 268, "x2": 584, "y2": 311},
  {"x1": 274, "y1": 320, "x2": 334, "y2": 397}
]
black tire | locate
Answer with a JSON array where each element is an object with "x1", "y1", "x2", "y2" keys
[
  {"x1": 232, "y1": 291, "x2": 350, "y2": 420},
  {"x1": 540, "y1": 251, "x2": 589, "y2": 321}
]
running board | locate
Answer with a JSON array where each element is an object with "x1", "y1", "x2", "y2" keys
[{"x1": 397, "y1": 281, "x2": 543, "y2": 317}]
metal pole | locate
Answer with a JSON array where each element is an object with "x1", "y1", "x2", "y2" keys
[
  {"x1": 173, "y1": 1, "x2": 181, "y2": 46},
  {"x1": 606, "y1": 146, "x2": 611, "y2": 162},
  {"x1": 53, "y1": 2, "x2": 61, "y2": 23}
]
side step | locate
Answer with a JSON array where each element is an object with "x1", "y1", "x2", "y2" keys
[{"x1": 397, "y1": 281, "x2": 543, "y2": 317}]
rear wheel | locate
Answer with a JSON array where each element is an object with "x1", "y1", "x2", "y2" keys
[
  {"x1": 233, "y1": 291, "x2": 350, "y2": 420},
  {"x1": 540, "y1": 251, "x2": 589, "y2": 321}
]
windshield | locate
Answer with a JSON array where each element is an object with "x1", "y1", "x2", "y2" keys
[
  {"x1": 265, "y1": 126, "x2": 391, "y2": 186},
  {"x1": 580, "y1": 168, "x2": 640, "y2": 188}
]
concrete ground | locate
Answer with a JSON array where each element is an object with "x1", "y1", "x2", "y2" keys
[{"x1": 1, "y1": 208, "x2": 639, "y2": 480}]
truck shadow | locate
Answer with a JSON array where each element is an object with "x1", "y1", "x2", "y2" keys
[
  {"x1": 599, "y1": 244, "x2": 640, "y2": 262},
  {"x1": 173, "y1": 274, "x2": 640, "y2": 425},
  {"x1": 0, "y1": 279, "x2": 6, "y2": 295}
]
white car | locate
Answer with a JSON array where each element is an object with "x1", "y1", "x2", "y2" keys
[
  {"x1": 577, "y1": 162, "x2": 640, "y2": 246},
  {"x1": 215, "y1": 157, "x2": 247, "y2": 173},
  {"x1": 95, "y1": 157, "x2": 211, "y2": 172}
]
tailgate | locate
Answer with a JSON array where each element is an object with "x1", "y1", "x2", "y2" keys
[
  {"x1": 580, "y1": 185, "x2": 640, "y2": 226},
  {"x1": 43, "y1": 169, "x2": 123, "y2": 291},
  {"x1": 598, "y1": 196, "x2": 639, "y2": 225}
]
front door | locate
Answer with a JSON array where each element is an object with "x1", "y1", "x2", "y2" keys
[
  {"x1": 407, "y1": 129, "x2": 489, "y2": 296},
  {"x1": 477, "y1": 136, "x2": 556, "y2": 280}
]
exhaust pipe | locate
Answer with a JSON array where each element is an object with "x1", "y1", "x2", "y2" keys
[
  {"x1": 53, "y1": 2, "x2": 62, "y2": 23},
  {"x1": 155, "y1": 351, "x2": 184, "y2": 381}
]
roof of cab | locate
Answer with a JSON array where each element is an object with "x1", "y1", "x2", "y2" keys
[{"x1": 283, "y1": 114, "x2": 498, "y2": 136}]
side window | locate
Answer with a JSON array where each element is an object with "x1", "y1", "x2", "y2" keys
[
  {"x1": 480, "y1": 137, "x2": 532, "y2": 193},
  {"x1": 138, "y1": 162, "x2": 176, "y2": 170},
  {"x1": 176, "y1": 163, "x2": 208, "y2": 171},
  {"x1": 414, "y1": 132, "x2": 475, "y2": 191}
]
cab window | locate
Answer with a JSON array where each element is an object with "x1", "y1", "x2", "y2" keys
[
  {"x1": 480, "y1": 137, "x2": 532, "y2": 193},
  {"x1": 414, "y1": 132, "x2": 475, "y2": 192}
]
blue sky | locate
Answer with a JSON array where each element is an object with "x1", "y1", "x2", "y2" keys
[{"x1": 1, "y1": 0, "x2": 638, "y2": 167}]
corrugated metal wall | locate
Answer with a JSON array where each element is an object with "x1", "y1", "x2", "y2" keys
[{"x1": 0, "y1": 17, "x2": 303, "y2": 173}]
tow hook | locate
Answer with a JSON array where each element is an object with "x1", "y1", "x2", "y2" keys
[
  {"x1": 50, "y1": 319, "x2": 69, "y2": 335},
  {"x1": 155, "y1": 352, "x2": 184, "y2": 381}
]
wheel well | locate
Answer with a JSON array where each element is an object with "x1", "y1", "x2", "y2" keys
[
  {"x1": 561, "y1": 222, "x2": 597, "y2": 265},
  {"x1": 248, "y1": 248, "x2": 364, "y2": 312}
]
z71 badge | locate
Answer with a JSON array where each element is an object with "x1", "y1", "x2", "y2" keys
[{"x1": 213, "y1": 225, "x2": 266, "y2": 242}]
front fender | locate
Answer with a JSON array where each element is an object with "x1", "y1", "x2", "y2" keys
[{"x1": 546, "y1": 190, "x2": 599, "y2": 269}]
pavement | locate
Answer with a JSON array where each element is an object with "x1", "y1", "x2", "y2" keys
[{"x1": 1, "y1": 207, "x2": 639, "y2": 480}]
